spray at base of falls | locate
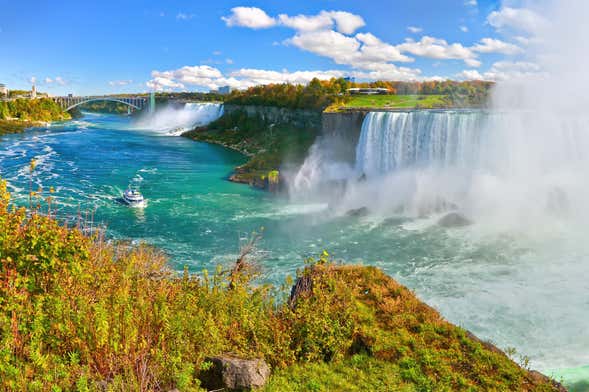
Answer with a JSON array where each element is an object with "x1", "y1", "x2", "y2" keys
[
  {"x1": 292, "y1": 109, "x2": 589, "y2": 230},
  {"x1": 134, "y1": 102, "x2": 224, "y2": 136}
]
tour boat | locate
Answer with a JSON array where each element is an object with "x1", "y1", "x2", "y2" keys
[{"x1": 122, "y1": 188, "x2": 145, "y2": 207}]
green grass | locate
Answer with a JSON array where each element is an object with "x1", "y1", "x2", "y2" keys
[{"x1": 336, "y1": 94, "x2": 450, "y2": 110}]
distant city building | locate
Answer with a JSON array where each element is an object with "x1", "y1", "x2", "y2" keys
[
  {"x1": 31, "y1": 84, "x2": 37, "y2": 99},
  {"x1": 218, "y1": 85, "x2": 232, "y2": 94},
  {"x1": 0, "y1": 83, "x2": 7, "y2": 97},
  {"x1": 347, "y1": 87, "x2": 390, "y2": 95}
]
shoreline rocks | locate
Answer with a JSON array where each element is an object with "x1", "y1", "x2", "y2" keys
[{"x1": 199, "y1": 355, "x2": 271, "y2": 391}]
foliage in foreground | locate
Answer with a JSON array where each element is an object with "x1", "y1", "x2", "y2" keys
[{"x1": 0, "y1": 181, "x2": 562, "y2": 391}]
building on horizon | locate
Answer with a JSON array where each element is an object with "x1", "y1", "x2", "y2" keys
[
  {"x1": 0, "y1": 83, "x2": 8, "y2": 97},
  {"x1": 218, "y1": 85, "x2": 232, "y2": 94},
  {"x1": 31, "y1": 84, "x2": 37, "y2": 99},
  {"x1": 347, "y1": 87, "x2": 389, "y2": 95}
]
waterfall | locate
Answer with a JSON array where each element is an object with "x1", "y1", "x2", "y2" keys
[
  {"x1": 134, "y1": 102, "x2": 224, "y2": 136},
  {"x1": 355, "y1": 111, "x2": 486, "y2": 177},
  {"x1": 293, "y1": 108, "x2": 589, "y2": 223}
]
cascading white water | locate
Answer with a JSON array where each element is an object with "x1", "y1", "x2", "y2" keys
[
  {"x1": 348, "y1": 109, "x2": 589, "y2": 225},
  {"x1": 355, "y1": 111, "x2": 486, "y2": 176},
  {"x1": 134, "y1": 102, "x2": 224, "y2": 136}
]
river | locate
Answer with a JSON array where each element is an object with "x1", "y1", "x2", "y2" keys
[{"x1": 0, "y1": 110, "x2": 587, "y2": 386}]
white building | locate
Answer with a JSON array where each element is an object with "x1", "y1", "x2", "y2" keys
[
  {"x1": 31, "y1": 84, "x2": 37, "y2": 99},
  {"x1": 0, "y1": 83, "x2": 7, "y2": 97},
  {"x1": 347, "y1": 87, "x2": 390, "y2": 95}
]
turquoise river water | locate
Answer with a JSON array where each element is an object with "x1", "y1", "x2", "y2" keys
[{"x1": 0, "y1": 112, "x2": 587, "y2": 387}]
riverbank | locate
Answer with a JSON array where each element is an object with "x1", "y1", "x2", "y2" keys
[
  {"x1": 0, "y1": 98, "x2": 71, "y2": 135},
  {"x1": 183, "y1": 106, "x2": 319, "y2": 191},
  {"x1": 0, "y1": 119, "x2": 50, "y2": 135},
  {"x1": 0, "y1": 182, "x2": 565, "y2": 391}
]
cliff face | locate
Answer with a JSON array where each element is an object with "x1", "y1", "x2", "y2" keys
[
  {"x1": 320, "y1": 111, "x2": 367, "y2": 163},
  {"x1": 184, "y1": 106, "x2": 371, "y2": 190},
  {"x1": 223, "y1": 104, "x2": 322, "y2": 129}
]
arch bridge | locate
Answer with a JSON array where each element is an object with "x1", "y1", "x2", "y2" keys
[{"x1": 52, "y1": 96, "x2": 150, "y2": 112}]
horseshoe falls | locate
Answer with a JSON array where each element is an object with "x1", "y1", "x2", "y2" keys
[{"x1": 290, "y1": 108, "x2": 589, "y2": 384}]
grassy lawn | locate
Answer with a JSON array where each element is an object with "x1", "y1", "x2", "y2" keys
[{"x1": 338, "y1": 94, "x2": 451, "y2": 110}]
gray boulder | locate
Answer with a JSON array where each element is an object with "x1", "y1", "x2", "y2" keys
[
  {"x1": 437, "y1": 212, "x2": 472, "y2": 228},
  {"x1": 199, "y1": 355, "x2": 271, "y2": 391},
  {"x1": 345, "y1": 206, "x2": 369, "y2": 217}
]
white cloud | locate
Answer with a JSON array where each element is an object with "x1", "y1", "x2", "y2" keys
[
  {"x1": 471, "y1": 38, "x2": 522, "y2": 55},
  {"x1": 145, "y1": 63, "x2": 423, "y2": 92},
  {"x1": 278, "y1": 12, "x2": 333, "y2": 32},
  {"x1": 226, "y1": 58, "x2": 234, "y2": 64},
  {"x1": 397, "y1": 36, "x2": 480, "y2": 66},
  {"x1": 277, "y1": 10, "x2": 365, "y2": 34},
  {"x1": 458, "y1": 61, "x2": 541, "y2": 81},
  {"x1": 465, "y1": 0, "x2": 477, "y2": 6},
  {"x1": 487, "y1": 7, "x2": 547, "y2": 34},
  {"x1": 456, "y1": 69, "x2": 484, "y2": 80},
  {"x1": 328, "y1": 11, "x2": 366, "y2": 35},
  {"x1": 286, "y1": 30, "x2": 413, "y2": 72},
  {"x1": 146, "y1": 77, "x2": 185, "y2": 91},
  {"x1": 407, "y1": 26, "x2": 423, "y2": 34},
  {"x1": 44, "y1": 77, "x2": 53, "y2": 83},
  {"x1": 176, "y1": 13, "x2": 194, "y2": 20},
  {"x1": 29, "y1": 76, "x2": 37, "y2": 84},
  {"x1": 460, "y1": 26, "x2": 468, "y2": 32},
  {"x1": 109, "y1": 80, "x2": 133, "y2": 86},
  {"x1": 230, "y1": 68, "x2": 344, "y2": 85},
  {"x1": 222, "y1": 7, "x2": 276, "y2": 29},
  {"x1": 213, "y1": 50, "x2": 222, "y2": 56}
]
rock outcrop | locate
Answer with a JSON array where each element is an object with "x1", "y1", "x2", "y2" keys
[
  {"x1": 199, "y1": 355, "x2": 271, "y2": 391},
  {"x1": 437, "y1": 212, "x2": 472, "y2": 228}
]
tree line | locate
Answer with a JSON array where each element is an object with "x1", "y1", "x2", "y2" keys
[
  {"x1": 0, "y1": 98, "x2": 70, "y2": 122},
  {"x1": 225, "y1": 78, "x2": 494, "y2": 111}
]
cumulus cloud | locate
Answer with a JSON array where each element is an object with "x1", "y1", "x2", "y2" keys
[
  {"x1": 465, "y1": 0, "x2": 477, "y2": 6},
  {"x1": 286, "y1": 30, "x2": 413, "y2": 71},
  {"x1": 471, "y1": 38, "x2": 522, "y2": 55},
  {"x1": 44, "y1": 77, "x2": 53, "y2": 84},
  {"x1": 109, "y1": 80, "x2": 133, "y2": 86},
  {"x1": 487, "y1": 7, "x2": 547, "y2": 34},
  {"x1": 456, "y1": 69, "x2": 484, "y2": 80},
  {"x1": 457, "y1": 61, "x2": 542, "y2": 81},
  {"x1": 29, "y1": 76, "x2": 37, "y2": 84},
  {"x1": 328, "y1": 11, "x2": 366, "y2": 34},
  {"x1": 397, "y1": 36, "x2": 480, "y2": 67},
  {"x1": 146, "y1": 65, "x2": 348, "y2": 91},
  {"x1": 278, "y1": 12, "x2": 333, "y2": 32},
  {"x1": 145, "y1": 63, "x2": 424, "y2": 92},
  {"x1": 146, "y1": 77, "x2": 185, "y2": 91},
  {"x1": 221, "y1": 6, "x2": 536, "y2": 75},
  {"x1": 222, "y1": 7, "x2": 276, "y2": 29}
]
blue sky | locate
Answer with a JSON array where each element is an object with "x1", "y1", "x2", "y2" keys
[{"x1": 0, "y1": 0, "x2": 541, "y2": 95}]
